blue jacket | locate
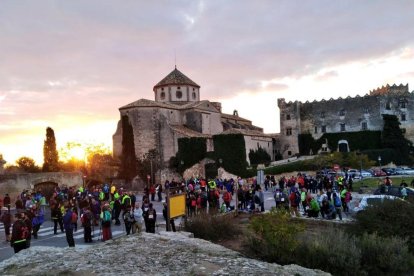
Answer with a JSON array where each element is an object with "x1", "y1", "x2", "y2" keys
[{"x1": 63, "y1": 210, "x2": 74, "y2": 230}]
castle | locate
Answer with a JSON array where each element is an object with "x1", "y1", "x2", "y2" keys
[
  {"x1": 277, "y1": 83, "x2": 413, "y2": 158},
  {"x1": 112, "y1": 67, "x2": 278, "y2": 176}
]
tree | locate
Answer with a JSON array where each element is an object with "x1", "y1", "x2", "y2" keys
[
  {"x1": 43, "y1": 127, "x2": 59, "y2": 172},
  {"x1": 382, "y1": 114, "x2": 413, "y2": 164},
  {"x1": 249, "y1": 146, "x2": 271, "y2": 166},
  {"x1": 16, "y1": 157, "x2": 41, "y2": 173},
  {"x1": 119, "y1": 116, "x2": 137, "y2": 182},
  {"x1": 136, "y1": 149, "x2": 160, "y2": 186}
]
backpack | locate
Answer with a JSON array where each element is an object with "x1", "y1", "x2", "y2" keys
[
  {"x1": 71, "y1": 212, "x2": 78, "y2": 223},
  {"x1": 346, "y1": 191, "x2": 352, "y2": 201},
  {"x1": 103, "y1": 211, "x2": 111, "y2": 222},
  {"x1": 123, "y1": 197, "x2": 131, "y2": 207},
  {"x1": 294, "y1": 191, "x2": 301, "y2": 206},
  {"x1": 81, "y1": 212, "x2": 91, "y2": 227},
  {"x1": 103, "y1": 185, "x2": 109, "y2": 193},
  {"x1": 191, "y1": 199, "x2": 197, "y2": 207},
  {"x1": 334, "y1": 196, "x2": 342, "y2": 207}
]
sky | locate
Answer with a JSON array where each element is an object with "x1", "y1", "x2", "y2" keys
[{"x1": 1, "y1": 0, "x2": 414, "y2": 165}]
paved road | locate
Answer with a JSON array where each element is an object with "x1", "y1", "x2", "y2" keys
[{"x1": 0, "y1": 190, "x2": 359, "y2": 262}]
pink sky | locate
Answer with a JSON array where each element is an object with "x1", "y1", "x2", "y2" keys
[{"x1": 1, "y1": 1, "x2": 414, "y2": 165}]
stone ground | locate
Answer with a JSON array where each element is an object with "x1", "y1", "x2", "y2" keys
[{"x1": 0, "y1": 231, "x2": 330, "y2": 276}]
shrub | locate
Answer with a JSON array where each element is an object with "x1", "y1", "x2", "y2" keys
[
  {"x1": 243, "y1": 209, "x2": 304, "y2": 264},
  {"x1": 184, "y1": 212, "x2": 241, "y2": 242},
  {"x1": 359, "y1": 233, "x2": 414, "y2": 275},
  {"x1": 350, "y1": 199, "x2": 414, "y2": 252},
  {"x1": 295, "y1": 229, "x2": 362, "y2": 276}
]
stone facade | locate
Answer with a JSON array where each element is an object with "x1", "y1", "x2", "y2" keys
[
  {"x1": 277, "y1": 84, "x2": 412, "y2": 159},
  {"x1": 113, "y1": 68, "x2": 278, "y2": 182}
]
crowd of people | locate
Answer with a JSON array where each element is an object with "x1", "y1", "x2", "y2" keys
[{"x1": 0, "y1": 173, "x2": 355, "y2": 255}]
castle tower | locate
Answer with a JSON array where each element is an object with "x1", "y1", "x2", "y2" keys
[{"x1": 153, "y1": 67, "x2": 200, "y2": 104}]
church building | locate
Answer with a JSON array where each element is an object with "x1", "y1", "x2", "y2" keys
[{"x1": 113, "y1": 67, "x2": 277, "y2": 173}]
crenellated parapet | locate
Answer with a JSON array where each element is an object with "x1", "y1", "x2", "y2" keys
[{"x1": 369, "y1": 83, "x2": 409, "y2": 96}]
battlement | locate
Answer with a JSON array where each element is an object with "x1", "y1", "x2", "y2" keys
[
  {"x1": 369, "y1": 83, "x2": 409, "y2": 96},
  {"x1": 277, "y1": 83, "x2": 410, "y2": 106}
]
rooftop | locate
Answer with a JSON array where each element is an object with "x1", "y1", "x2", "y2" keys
[{"x1": 154, "y1": 67, "x2": 200, "y2": 90}]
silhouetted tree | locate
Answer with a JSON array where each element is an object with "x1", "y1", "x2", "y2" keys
[
  {"x1": 16, "y1": 156, "x2": 41, "y2": 173},
  {"x1": 249, "y1": 146, "x2": 271, "y2": 166},
  {"x1": 119, "y1": 116, "x2": 137, "y2": 182},
  {"x1": 382, "y1": 114, "x2": 413, "y2": 164},
  {"x1": 42, "y1": 127, "x2": 59, "y2": 172}
]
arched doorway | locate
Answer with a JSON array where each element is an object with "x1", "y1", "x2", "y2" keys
[{"x1": 34, "y1": 182, "x2": 58, "y2": 203}]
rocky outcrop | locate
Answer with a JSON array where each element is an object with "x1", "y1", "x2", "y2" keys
[{"x1": 0, "y1": 232, "x2": 330, "y2": 275}]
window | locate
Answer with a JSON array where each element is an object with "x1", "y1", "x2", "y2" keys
[
  {"x1": 160, "y1": 92, "x2": 165, "y2": 100},
  {"x1": 177, "y1": 86, "x2": 181, "y2": 90},
  {"x1": 339, "y1": 109, "x2": 345, "y2": 116},
  {"x1": 314, "y1": 126, "x2": 318, "y2": 134},
  {"x1": 161, "y1": 87, "x2": 164, "y2": 91},
  {"x1": 363, "y1": 107, "x2": 369, "y2": 114},
  {"x1": 386, "y1": 102, "x2": 391, "y2": 110},
  {"x1": 288, "y1": 151, "x2": 292, "y2": 156},
  {"x1": 286, "y1": 128, "x2": 292, "y2": 136},
  {"x1": 400, "y1": 101, "x2": 407, "y2": 108},
  {"x1": 286, "y1": 114, "x2": 291, "y2": 120},
  {"x1": 340, "y1": 123, "x2": 346, "y2": 132},
  {"x1": 321, "y1": 112, "x2": 325, "y2": 118},
  {"x1": 192, "y1": 92, "x2": 196, "y2": 99},
  {"x1": 401, "y1": 113, "x2": 406, "y2": 121},
  {"x1": 361, "y1": 122, "x2": 367, "y2": 130},
  {"x1": 322, "y1": 125, "x2": 326, "y2": 133},
  {"x1": 176, "y1": 91, "x2": 182, "y2": 99}
]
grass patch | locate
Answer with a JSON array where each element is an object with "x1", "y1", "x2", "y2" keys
[{"x1": 353, "y1": 176, "x2": 414, "y2": 191}]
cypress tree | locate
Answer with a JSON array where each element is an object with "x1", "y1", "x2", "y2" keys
[
  {"x1": 42, "y1": 127, "x2": 59, "y2": 172},
  {"x1": 119, "y1": 115, "x2": 137, "y2": 181}
]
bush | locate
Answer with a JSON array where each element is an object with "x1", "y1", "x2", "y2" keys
[
  {"x1": 184, "y1": 212, "x2": 241, "y2": 242},
  {"x1": 350, "y1": 199, "x2": 414, "y2": 253},
  {"x1": 243, "y1": 209, "x2": 304, "y2": 264},
  {"x1": 295, "y1": 229, "x2": 361, "y2": 275},
  {"x1": 359, "y1": 233, "x2": 414, "y2": 275}
]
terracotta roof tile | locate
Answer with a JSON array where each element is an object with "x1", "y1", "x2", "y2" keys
[
  {"x1": 154, "y1": 68, "x2": 200, "y2": 89},
  {"x1": 169, "y1": 125, "x2": 211, "y2": 138}
]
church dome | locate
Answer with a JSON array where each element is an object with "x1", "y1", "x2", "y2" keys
[{"x1": 153, "y1": 67, "x2": 200, "y2": 104}]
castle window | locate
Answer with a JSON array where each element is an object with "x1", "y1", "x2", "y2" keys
[
  {"x1": 286, "y1": 128, "x2": 292, "y2": 136},
  {"x1": 399, "y1": 100, "x2": 407, "y2": 108},
  {"x1": 339, "y1": 109, "x2": 345, "y2": 116},
  {"x1": 288, "y1": 151, "x2": 292, "y2": 156},
  {"x1": 340, "y1": 123, "x2": 346, "y2": 132},
  {"x1": 160, "y1": 92, "x2": 166, "y2": 100},
  {"x1": 177, "y1": 86, "x2": 181, "y2": 90},
  {"x1": 386, "y1": 102, "x2": 391, "y2": 110},
  {"x1": 192, "y1": 92, "x2": 196, "y2": 99},
  {"x1": 363, "y1": 107, "x2": 369, "y2": 114},
  {"x1": 401, "y1": 113, "x2": 406, "y2": 121},
  {"x1": 362, "y1": 122, "x2": 368, "y2": 130},
  {"x1": 314, "y1": 126, "x2": 318, "y2": 134},
  {"x1": 176, "y1": 91, "x2": 182, "y2": 99},
  {"x1": 286, "y1": 114, "x2": 291, "y2": 120},
  {"x1": 322, "y1": 125, "x2": 326, "y2": 133},
  {"x1": 193, "y1": 87, "x2": 195, "y2": 91},
  {"x1": 321, "y1": 112, "x2": 325, "y2": 118}
]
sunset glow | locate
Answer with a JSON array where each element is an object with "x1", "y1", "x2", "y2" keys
[{"x1": 1, "y1": 1, "x2": 414, "y2": 165}]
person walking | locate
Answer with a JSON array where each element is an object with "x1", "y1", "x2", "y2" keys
[
  {"x1": 100, "y1": 205, "x2": 112, "y2": 241},
  {"x1": 62, "y1": 206, "x2": 75, "y2": 247},
  {"x1": 145, "y1": 203, "x2": 157, "y2": 233},
  {"x1": 10, "y1": 213, "x2": 28, "y2": 254},
  {"x1": 132, "y1": 203, "x2": 143, "y2": 234},
  {"x1": 0, "y1": 207, "x2": 12, "y2": 242},
  {"x1": 51, "y1": 203, "x2": 64, "y2": 235}
]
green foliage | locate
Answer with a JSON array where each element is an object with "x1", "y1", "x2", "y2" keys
[
  {"x1": 213, "y1": 134, "x2": 248, "y2": 177},
  {"x1": 184, "y1": 212, "x2": 241, "y2": 242},
  {"x1": 350, "y1": 199, "x2": 414, "y2": 253},
  {"x1": 359, "y1": 233, "x2": 414, "y2": 275},
  {"x1": 248, "y1": 146, "x2": 271, "y2": 166},
  {"x1": 42, "y1": 127, "x2": 59, "y2": 172},
  {"x1": 298, "y1": 131, "x2": 382, "y2": 155},
  {"x1": 382, "y1": 114, "x2": 413, "y2": 164},
  {"x1": 176, "y1": 137, "x2": 207, "y2": 173},
  {"x1": 16, "y1": 157, "x2": 41, "y2": 173},
  {"x1": 361, "y1": 148, "x2": 400, "y2": 166},
  {"x1": 243, "y1": 209, "x2": 305, "y2": 264},
  {"x1": 296, "y1": 229, "x2": 361, "y2": 275},
  {"x1": 119, "y1": 116, "x2": 137, "y2": 181}
]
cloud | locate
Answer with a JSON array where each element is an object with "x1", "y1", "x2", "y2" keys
[{"x1": 315, "y1": 70, "x2": 339, "y2": 81}]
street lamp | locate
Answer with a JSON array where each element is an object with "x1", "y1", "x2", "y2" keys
[{"x1": 378, "y1": 156, "x2": 382, "y2": 171}]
